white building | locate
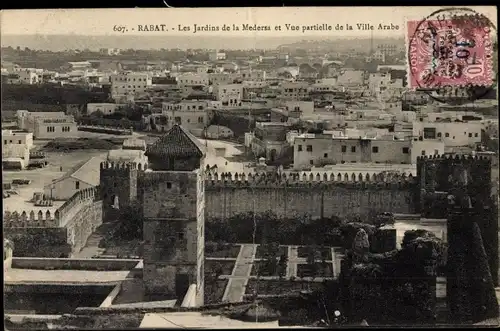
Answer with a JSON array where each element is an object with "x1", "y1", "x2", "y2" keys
[
  {"x1": 7, "y1": 68, "x2": 40, "y2": 84},
  {"x1": 2, "y1": 130, "x2": 32, "y2": 170},
  {"x1": 204, "y1": 125, "x2": 234, "y2": 139},
  {"x1": 111, "y1": 72, "x2": 152, "y2": 101},
  {"x1": 240, "y1": 69, "x2": 266, "y2": 81},
  {"x1": 100, "y1": 48, "x2": 121, "y2": 56},
  {"x1": 2, "y1": 144, "x2": 30, "y2": 169},
  {"x1": 43, "y1": 156, "x2": 103, "y2": 200},
  {"x1": 177, "y1": 73, "x2": 209, "y2": 86},
  {"x1": 412, "y1": 121, "x2": 483, "y2": 147},
  {"x1": 87, "y1": 103, "x2": 126, "y2": 116},
  {"x1": 160, "y1": 100, "x2": 209, "y2": 133},
  {"x1": 107, "y1": 149, "x2": 148, "y2": 168},
  {"x1": 208, "y1": 72, "x2": 238, "y2": 86},
  {"x1": 209, "y1": 51, "x2": 227, "y2": 61},
  {"x1": 16, "y1": 111, "x2": 78, "y2": 139},
  {"x1": 2, "y1": 130, "x2": 34, "y2": 149},
  {"x1": 213, "y1": 83, "x2": 244, "y2": 106},
  {"x1": 280, "y1": 81, "x2": 310, "y2": 100}
]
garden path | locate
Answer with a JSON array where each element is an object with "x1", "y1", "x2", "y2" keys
[
  {"x1": 222, "y1": 244, "x2": 257, "y2": 303},
  {"x1": 287, "y1": 246, "x2": 298, "y2": 278}
]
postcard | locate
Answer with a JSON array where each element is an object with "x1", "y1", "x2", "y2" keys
[{"x1": 1, "y1": 6, "x2": 498, "y2": 329}]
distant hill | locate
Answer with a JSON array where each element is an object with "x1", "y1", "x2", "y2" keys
[
  {"x1": 1, "y1": 34, "x2": 404, "y2": 51},
  {"x1": 277, "y1": 38, "x2": 405, "y2": 52}
]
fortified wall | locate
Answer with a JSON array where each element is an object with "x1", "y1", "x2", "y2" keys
[
  {"x1": 3, "y1": 187, "x2": 103, "y2": 257},
  {"x1": 416, "y1": 154, "x2": 498, "y2": 285},
  {"x1": 204, "y1": 171, "x2": 417, "y2": 220},
  {"x1": 99, "y1": 161, "x2": 418, "y2": 222}
]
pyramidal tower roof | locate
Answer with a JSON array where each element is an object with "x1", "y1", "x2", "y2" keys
[{"x1": 146, "y1": 124, "x2": 206, "y2": 160}]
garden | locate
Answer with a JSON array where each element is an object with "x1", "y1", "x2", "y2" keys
[
  {"x1": 205, "y1": 242, "x2": 241, "y2": 259},
  {"x1": 203, "y1": 279, "x2": 229, "y2": 305},
  {"x1": 296, "y1": 263, "x2": 334, "y2": 278},
  {"x1": 255, "y1": 244, "x2": 288, "y2": 259},
  {"x1": 205, "y1": 259, "x2": 235, "y2": 277},
  {"x1": 297, "y1": 245, "x2": 332, "y2": 260},
  {"x1": 244, "y1": 279, "x2": 325, "y2": 297},
  {"x1": 205, "y1": 211, "x2": 382, "y2": 249}
]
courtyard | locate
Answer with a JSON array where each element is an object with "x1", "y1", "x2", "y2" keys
[
  {"x1": 2, "y1": 149, "x2": 109, "y2": 214},
  {"x1": 203, "y1": 243, "x2": 344, "y2": 304}
]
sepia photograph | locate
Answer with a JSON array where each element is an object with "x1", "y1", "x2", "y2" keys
[{"x1": 1, "y1": 6, "x2": 499, "y2": 329}]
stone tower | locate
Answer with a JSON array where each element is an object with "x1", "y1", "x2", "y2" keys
[
  {"x1": 100, "y1": 162, "x2": 142, "y2": 222},
  {"x1": 142, "y1": 125, "x2": 205, "y2": 306},
  {"x1": 416, "y1": 154, "x2": 498, "y2": 286}
]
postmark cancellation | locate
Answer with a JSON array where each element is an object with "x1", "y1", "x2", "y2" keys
[{"x1": 406, "y1": 8, "x2": 495, "y2": 90}]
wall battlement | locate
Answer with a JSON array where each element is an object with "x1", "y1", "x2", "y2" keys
[
  {"x1": 4, "y1": 186, "x2": 100, "y2": 228},
  {"x1": 204, "y1": 171, "x2": 415, "y2": 189},
  {"x1": 417, "y1": 154, "x2": 493, "y2": 164},
  {"x1": 100, "y1": 161, "x2": 147, "y2": 172},
  {"x1": 3, "y1": 210, "x2": 58, "y2": 228}
]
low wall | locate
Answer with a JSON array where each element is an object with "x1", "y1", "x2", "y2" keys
[
  {"x1": 4, "y1": 227, "x2": 71, "y2": 258},
  {"x1": 78, "y1": 125, "x2": 132, "y2": 135},
  {"x1": 11, "y1": 257, "x2": 140, "y2": 271},
  {"x1": 5, "y1": 284, "x2": 115, "y2": 295},
  {"x1": 4, "y1": 189, "x2": 104, "y2": 258}
]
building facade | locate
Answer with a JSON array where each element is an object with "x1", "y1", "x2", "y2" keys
[
  {"x1": 87, "y1": 103, "x2": 125, "y2": 116},
  {"x1": 213, "y1": 84, "x2": 243, "y2": 106},
  {"x1": 16, "y1": 111, "x2": 77, "y2": 139},
  {"x1": 111, "y1": 72, "x2": 152, "y2": 101},
  {"x1": 160, "y1": 100, "x2": 209, "y2": 133},
  {"x1": 293, "y1": 134, "x2": 414, "y2": 170},
  {"x1": 2, "y1": 130, "x2": 34, "y2": 149},
  {"x1": 33, "y1": 116, "x2": 78, "y2": 139},
  {"x1": 412, "y1": 121, "x2": 483, "y2": 147}
]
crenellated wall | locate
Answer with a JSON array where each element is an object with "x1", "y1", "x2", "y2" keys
[
  {"x1": 3, "y1": 187, "x2": 103, "y2": 258},
  {"x1": 3, "y1": 186, "x2": 100, "y2": 229},
  {"x1": 204, "y1": 171, "x2": 417, "y2": 219}
]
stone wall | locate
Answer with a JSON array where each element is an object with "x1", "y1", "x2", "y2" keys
[
  {"x1": 11, "y1": 257, "x2": 139, "y2": 270},
  {"x1": 4, "y1": 227, "x2": 71, "y2": 257},
  {"x1": 3, "y1": 187, "x2": 100, "y2": 229},
  {"x1": 65, "y1": 200, "x2": 103, "y2": 255},
  {"x1": 4, "y1": 189, "x2": 103, "y2": 258},
  {"x1": 204, "y1": 172, "x2": 416, "y2": 219}
]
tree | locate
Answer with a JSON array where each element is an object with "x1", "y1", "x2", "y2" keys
[
  {"x1": 306, "y1": 245, "x2": 320, "y2": 280},
  {"x1": 116, "y1": 200, "x2": 143, "y2": 240},
  {"x1": 213, "y1": 261, "x2": 224, "y2": 280},
  {"x1": 278, "y1": 253, "x2": 288, "y2": 279},
  {"x1": 261, "y1": 241, "x2": 280, "y2": 276}
]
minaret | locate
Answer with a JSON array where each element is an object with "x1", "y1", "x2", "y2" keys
[{"x1": 142, "y1": 124, "x2": 206, "y2": 306}]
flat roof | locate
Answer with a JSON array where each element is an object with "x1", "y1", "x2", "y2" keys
[{"x1": 5, "y1": 269, "x2": 130, "y2": 284}]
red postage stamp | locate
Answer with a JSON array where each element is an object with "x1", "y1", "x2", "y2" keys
[{"x1": 407, "y1": 18, "x2": 494, "y2": 89}]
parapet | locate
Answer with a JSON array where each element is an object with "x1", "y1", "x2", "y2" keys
[
  {"x1": 56, "y1": 186, "x2": 100, "y2": 224},
  {"x1": 4, "y1": 186, "x2": 101, "y2": 229},
  {"x1": 100, "y1": 161, "x2": 148, "y2": 172},
  {"x1": 417, "y1": 154, "x2": 493, "y2": 163},
  {"x1": 3, "y1": 210, "x2": 58, "y2": 228},
  {"x1": 205, "y1": 171, "x2": 415, "y2": 189}
]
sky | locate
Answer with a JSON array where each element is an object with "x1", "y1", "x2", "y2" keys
[{"x1": 1, "y1": 6, "x2": 497, "y2": 38}]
